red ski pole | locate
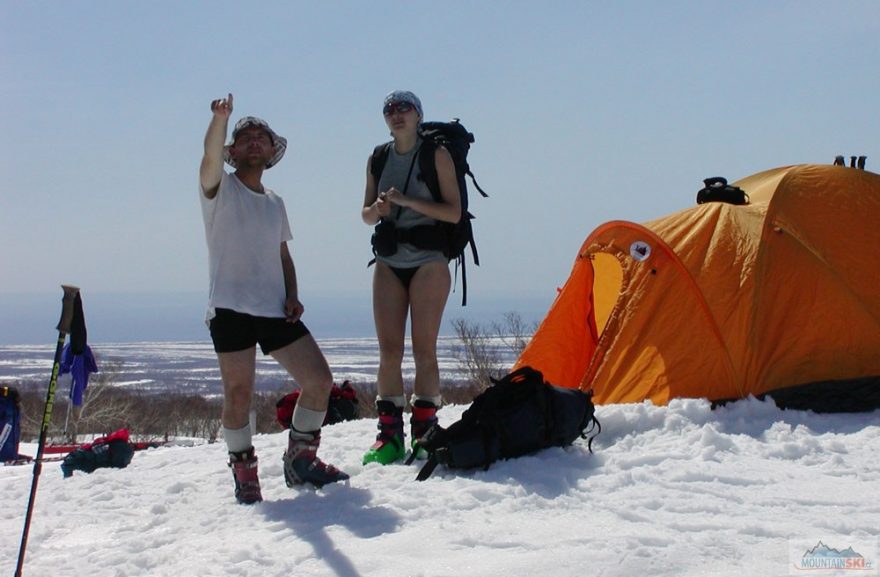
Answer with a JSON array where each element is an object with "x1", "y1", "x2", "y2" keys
[{"x1": 15, "y1": 285, "x2": 80, "y2": 577}]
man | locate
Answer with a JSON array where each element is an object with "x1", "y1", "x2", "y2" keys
[{"x1": 199, "y1": 93, "x2": 348, "y2": 504}]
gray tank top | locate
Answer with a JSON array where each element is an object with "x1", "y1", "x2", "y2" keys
[{"x1": 376, "y1": 138, "x2": 447, "y2": 268}]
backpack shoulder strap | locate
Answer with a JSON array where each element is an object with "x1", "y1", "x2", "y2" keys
[
  {"x1": 417, "y1": 136, "x2": 441, "y2": 202},
  {"x1": 370, "y1": 142, "x2": 393, "y2": 181}
]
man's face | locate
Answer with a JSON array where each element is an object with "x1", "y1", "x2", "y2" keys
[{"x1": 230, "y1": 126, "x2": 275, "y2": 168}]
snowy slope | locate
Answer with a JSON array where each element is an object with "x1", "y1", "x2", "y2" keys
[{"x1": 2, "y1": 398, "x2": 879, "y2": 577}]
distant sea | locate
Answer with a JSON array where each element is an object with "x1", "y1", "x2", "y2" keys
[
  {"x1": 0, "y1": 291, "x2": 547, "y2": 395},
  {"x1": 0, "y1": 337, "x2": 519, "y2": 396},
  {"x1": 0, "y1": 291, "x2": 551, "y2": 344}
]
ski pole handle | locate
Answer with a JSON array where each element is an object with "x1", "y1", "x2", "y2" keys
[
  {"x1": 56, "y1": 285, "x2": 80, "y2": 334},
  {"x1": 17, "y1": 284, "x2": 80, "y2": 577}
]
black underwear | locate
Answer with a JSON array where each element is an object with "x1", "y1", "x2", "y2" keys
[{"x1": 389, "y1": 265, "x2": 420, "y2": 290}]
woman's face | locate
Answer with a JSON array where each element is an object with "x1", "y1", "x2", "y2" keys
[{"x1": 383, "y1": 101, "x2": 420, "y2": 136}]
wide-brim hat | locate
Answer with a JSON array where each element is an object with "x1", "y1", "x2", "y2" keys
[{"x1": 223, "y1": 116, "x2": 287, "y2": 169}]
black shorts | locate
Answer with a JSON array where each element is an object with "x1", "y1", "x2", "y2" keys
[{"x1": 209, "y1": 308, "x2": 311, "y2": 355}]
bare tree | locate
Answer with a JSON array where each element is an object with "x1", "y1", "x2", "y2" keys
[
  {"x1": 493, "y1": 311, "x2": 537, "y2": 358},
  {"x1": 450, "y1": 312, "x2": 537, "y2": 392}
]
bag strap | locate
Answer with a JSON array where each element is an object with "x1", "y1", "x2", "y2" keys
[
  {"x1": 455, "y1": 254, "x2": 467, "y2": 306},
  {"x1": 367, "y1": 144, "x2": 421, "y2": 267},
  {"x1": 369, "y1": 141, "x2": 421, "y2": 217},
  {"x1": 394, "y1": 143, "x2": 422, "y2": 219},
  {"x1": 370, "y1": 142, "x2": 392, "y2": 180},
  {"x1": 468, "y1": 168, "x2": 489, "y2": 198},
  {"x1": 451, "y1": 221, "x2": 482, "y2": 306},
  {"x1": 417, "y1": 132, "x2": 489, "y2": 200},
  {"x1": 416, "y1": 455, "x2": 439, "y2": 481},
  {"x1": 367, "y1": 144, "x2": 392, "y2": 268},
  {"x1": 412, "y1": 424, "x2": 445, "y2": 479},
  {"x1": 581, "y1": 416, "x2": 601, "y2": 453},
  {"x1": 418, "y1": 138, "x2": 441, "y2": 202}
]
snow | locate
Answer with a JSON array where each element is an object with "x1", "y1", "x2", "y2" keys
[{"x1": 2, "y1": 397, "x2": 879, "y2": 577}]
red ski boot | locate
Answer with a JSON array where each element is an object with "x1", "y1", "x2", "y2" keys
[
  {"x1": 228, "y1": 448, "x2": 262, "y2": 504},
  {"x1": 410, "y1": 400, "x2": 439, "y2": 460},
  {"x1": 283, "y1": 430, "x2": 349, "y2": 488}
]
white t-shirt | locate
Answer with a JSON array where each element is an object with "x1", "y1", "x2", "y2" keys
[{"x1": 200, "y1": 172, "x2": 293, "y2": 320}]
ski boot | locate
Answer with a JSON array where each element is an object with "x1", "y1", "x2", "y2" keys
[
  {"x1": 409, "y1": 400, "x2": 439, "y2": 461},
  {"x1": 283, "y1": 429, "x2": 349, "y2": 488},
  {"x1": 228, "y1": 447, "x2": 262, "y2": 504},
  {"x1": 362, "y1": 400, "x2": 405, "y2": 465}
]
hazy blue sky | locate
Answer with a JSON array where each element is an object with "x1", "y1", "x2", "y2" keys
[{"x1": 2, "y1": 1, "x2": 878, "y2": 342}]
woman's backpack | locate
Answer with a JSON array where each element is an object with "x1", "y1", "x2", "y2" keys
[
  {"x1": 410, "y1": 366, "x2": 601, "y2": 481},
  {"x1": 370, "y1": 119, "x2": 488, "y2": 305}
]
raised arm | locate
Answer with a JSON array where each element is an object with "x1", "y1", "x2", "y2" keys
[{"x1": 199, "y1": 93, "x2": 234, "y2": 199}]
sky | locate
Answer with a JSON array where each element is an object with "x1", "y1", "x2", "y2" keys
[
  {"x1": 2, "y1": 397, "x2": 879, "y2": 576},
  {"x1": 2, "y1": 1, "x2": 879, "y2": 341}
]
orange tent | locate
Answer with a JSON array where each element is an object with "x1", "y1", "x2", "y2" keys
[{"x1": 515, "y1": 164, "x2": 880, "y2": 411}]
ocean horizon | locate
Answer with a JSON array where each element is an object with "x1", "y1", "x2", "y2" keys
[
  {"x1": 0, "y1": 291, "x2": 546, "y2": 395},
  {"x1": 0, "y1": 290, "x2": 553, "y2": 345},
  {"x1": 0, "y1": 336, "x2": 520, "y2": 397}
]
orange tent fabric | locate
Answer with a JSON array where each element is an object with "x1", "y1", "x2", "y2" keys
[{"x1": 515, "y1": 164, "x2": 880, "y2": 409}]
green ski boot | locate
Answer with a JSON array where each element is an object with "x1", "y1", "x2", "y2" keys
[{"x1": 363, "y1": 400, "x2": 405, "y2": 465}]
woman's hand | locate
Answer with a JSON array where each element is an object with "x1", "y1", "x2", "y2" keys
[
  {"x1": 374, "y1": 191, "x2": 392, "y2": 217},
  {"x1": 382, "y1": 187, "x2": 411, "y2": 208}
]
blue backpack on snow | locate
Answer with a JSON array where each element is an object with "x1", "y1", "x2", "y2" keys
[{"x1": 1, "y1": 386, "x2": 22, "y2": 462}]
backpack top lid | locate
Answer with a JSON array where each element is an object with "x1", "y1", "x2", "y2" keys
[{"x1": 419, "y1": 120, "x2": 475, "y2": 164}]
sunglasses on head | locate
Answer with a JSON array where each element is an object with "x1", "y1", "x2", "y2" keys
[{"x1": 383, "y1": 101, "x2": 414, "y2": 116}]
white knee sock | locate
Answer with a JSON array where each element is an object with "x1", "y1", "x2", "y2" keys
[
  {"x1": 291, "y1": 405, "x2": 326, "y2": 436},
  {"x1": 412, "y1": 394, "x2": 442, "y2": 408},
  {"x1": 224, "y1": 425, "x2": 252, "y2": 454},
  {"x1": 378, "y1": 395, "x2": 406, "y2": 408}
]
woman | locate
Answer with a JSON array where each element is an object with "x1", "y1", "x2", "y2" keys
[{"x1": 361, "y1": 90, "x2": 462, "y2": 465}]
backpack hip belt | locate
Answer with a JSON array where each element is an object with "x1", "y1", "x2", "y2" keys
[
  {"x1": 396, "y1": 223, "x2": 446, "y2": 251},
  {"x1": 372, "y1": 221, "x2": 446, "y2": 255}
]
